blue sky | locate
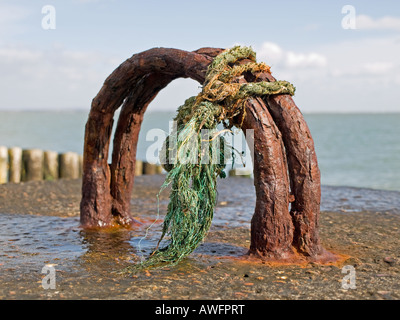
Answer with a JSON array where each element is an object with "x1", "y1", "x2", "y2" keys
[{"x1": 1, "y1": 0, "x2": 400, "y2": 112}]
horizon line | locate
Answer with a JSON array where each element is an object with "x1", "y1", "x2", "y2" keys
[{"x1": 0, "y1": 108, "x2": 399, "y2": 115}]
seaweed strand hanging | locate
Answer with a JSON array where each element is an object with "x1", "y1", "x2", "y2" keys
[{"x1": 127, "y1": 46, "x2": 295, "y2": 271}]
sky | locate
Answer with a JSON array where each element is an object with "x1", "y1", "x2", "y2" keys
[{"x1": 0, "y1": 0, "x2": 400, "y2": 112}]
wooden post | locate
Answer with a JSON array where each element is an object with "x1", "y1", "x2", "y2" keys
[
  {"x1": 78, "y1": 155, "x2": 83, "y2": 178},
  {"x1": 135, "y1": 160, "x2": 143, "y2": 176},
  {"x1": 22, "y1": 149, "x2": 44, "y2": 182},
  {"x1": 156, "y1": 165, "x2": 163, "y2": 174},
  {"x1": 8, "y1": 147, "x2": 22, "y2": 183},
  {"x1": 0, "y1": 146, "x2": 8, "y2": 184},
  {"x1": 143, "y1": 162, "x2": 157, "y2": 175},
  {"x1": 43, "y1": 151, "x2": 59, "y2": 180},
  {"x1": 59, "y1": 152, "x2": 79, "y2": 179},
  {"x1": 229, "y1": 168, "x2": 251, "y2": 177}
]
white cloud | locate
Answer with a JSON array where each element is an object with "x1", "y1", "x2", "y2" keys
[
  {"x1": 0, "y1": 37, "x2": 399, "y2": 113},
  {"x1": 254, "y1": 37, "x2": 400, "y2": 113},
  {"x1": 363, "y1": 61, "x2": 394, "y2": 75},
  {"x1": 0, "y1": 47, "x2": 43, "y2": 62},
  {"x1": 257, "y1": 42, "x2": 327, "y2": 69},
  {"x1": 330, "y1": 61, "x2": 396, "y2": 77},
  {"x1": 0, "y1": 4, "x2": 30, "y2": 24},
  {"x1": 286, "y1": 51, "x2": 327, "y2": 68},
  {"x1": 0, "y1": 4, "x2": 31, "y2": 39},
  {"x1": 257, "y1": 42, "x2": 284, "y2": 66},
  {"x1": 0, "y1": 45, "x2": 119, "y2": 109},
  {"x1": 321, "y1": 36, "x2": 400, "y2": 77},
  {"x1": 357, "y1": 14, "x2": 400, "y2": 31},
  {"x1": 304, "y1": 38, "x2": 399, "y2": 112}
]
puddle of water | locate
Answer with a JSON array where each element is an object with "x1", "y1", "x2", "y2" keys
[
  {"x1": 0, "y1": 211, "x2": 244, "y2": 277},
  {"x1": 0, "y1": 213, "x2": 157, "y2": 275},
  {"x1": 1, "y1": 179, "x2": 399, "y2": 282},
  {"x1": 0, "y1": 214, "x2": 82, "y2": 273}
]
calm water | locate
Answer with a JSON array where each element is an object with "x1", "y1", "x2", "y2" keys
[{"x1": 0, "y1": 110, "x2": 399, "y2": 191}]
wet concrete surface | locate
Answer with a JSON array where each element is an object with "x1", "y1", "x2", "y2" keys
[{"x1": 0, "y1": 176, "x2": 399, "y2": 299}]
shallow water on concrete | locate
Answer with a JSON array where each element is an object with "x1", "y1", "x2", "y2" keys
[
  {"x1": 0, "y1": 177, "x2": 399, "y2": 295},
  {"x1": 0, "y1": 212, "x2": 246, "y2": 278},
  {"x1": 0, "y1": 214, "x2": 82, "y2": 273}
]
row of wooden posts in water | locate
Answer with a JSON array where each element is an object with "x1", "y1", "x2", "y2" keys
[
  {"x1": 0, "y1": 146, "x2": 165, "y2": 184},
  {"x1": 0, "y1": 146, "x2": 252, "y2": 184}
]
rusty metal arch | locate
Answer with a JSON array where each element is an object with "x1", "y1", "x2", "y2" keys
[{"x1": 80, "y1": 47, "x2": 332, "y2": 261}]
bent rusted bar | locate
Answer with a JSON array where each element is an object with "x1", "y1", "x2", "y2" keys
[
  {"x1": 81, "y1": 48, "x2": 214, "y2": 227},
  {"x1": 80, "y1": 47, "x2": 329, "y2": 261}
]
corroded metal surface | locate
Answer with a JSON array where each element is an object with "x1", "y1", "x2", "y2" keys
[{"x1": 80, "y1": 47, "x2": 332, "y2": 262}]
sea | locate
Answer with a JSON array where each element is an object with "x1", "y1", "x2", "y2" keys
[{"x1": 0, "y1": 110, "x2": 399, "y2": 192}]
